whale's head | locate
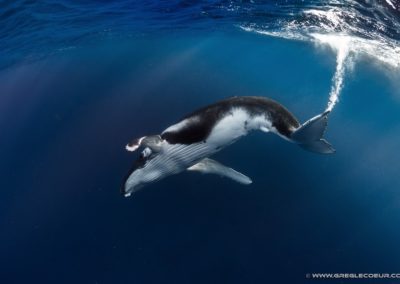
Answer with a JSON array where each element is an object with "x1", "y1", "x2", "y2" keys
[{"x1": 121, "y1": 147, "x2": 167, "y2": 197}]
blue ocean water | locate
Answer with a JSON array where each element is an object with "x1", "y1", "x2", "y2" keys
[{"x1": 1, "y1": 1, "x2": 400, "y2": 283}]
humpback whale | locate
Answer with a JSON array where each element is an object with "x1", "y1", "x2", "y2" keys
[{"x1": 121, "y1": 96, "x2": 334, "y2": 197}]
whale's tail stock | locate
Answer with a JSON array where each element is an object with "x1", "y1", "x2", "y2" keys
[{"x1": 290, "y1": 111, "x2": 335, "y2": 154}]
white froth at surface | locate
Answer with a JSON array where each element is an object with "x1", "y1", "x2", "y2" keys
[{"x1": 240, "y1": 4, "x2": 400, "y2": 112}]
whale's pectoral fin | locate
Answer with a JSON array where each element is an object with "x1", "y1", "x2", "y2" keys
[
  {"x1": 126, "y1": 135, "x2": 163, "y2": 152},
  {"x1": 187, "y1": 158, "x2": 252, "y2": 185},
  {"x1": 126, "y1": 136, "x2": 146, "y2": 152}
]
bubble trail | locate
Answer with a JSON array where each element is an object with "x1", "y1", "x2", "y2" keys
[
  {"x1": 310, "y1": 34, "x2": 353, "y2": 112},
  {"x1": 325, "y1": 43, "x2": 351, "y2": 112}
]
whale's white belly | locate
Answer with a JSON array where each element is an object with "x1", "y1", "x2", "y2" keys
[{"x1": 206, "y1": 108, "x2": 273, "y2": 146}]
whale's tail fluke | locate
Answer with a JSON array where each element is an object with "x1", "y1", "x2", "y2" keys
[{"x1": 291, "y1": 111, "x2": 335, "y2": 154}]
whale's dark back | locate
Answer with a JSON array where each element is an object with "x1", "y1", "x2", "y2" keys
[{"x1": 161, "y1": 96, "x2": 300, "y2": 144}]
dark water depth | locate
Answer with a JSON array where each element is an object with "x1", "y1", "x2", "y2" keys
[{"x1": 1, "y1": 1, "x2": 400, "y2": 283}]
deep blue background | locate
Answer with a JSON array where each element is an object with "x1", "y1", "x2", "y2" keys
[{"x1": 1, "y1": 1, "x2": 400, "y2": 283}]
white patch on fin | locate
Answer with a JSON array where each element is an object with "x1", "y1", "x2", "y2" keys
[
  {"x1": 126, "y1": 136, "x2": 145, "y2": 152},
  {"x1": 187, "y1": 158, "x2": 252, "y2": 185}
]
